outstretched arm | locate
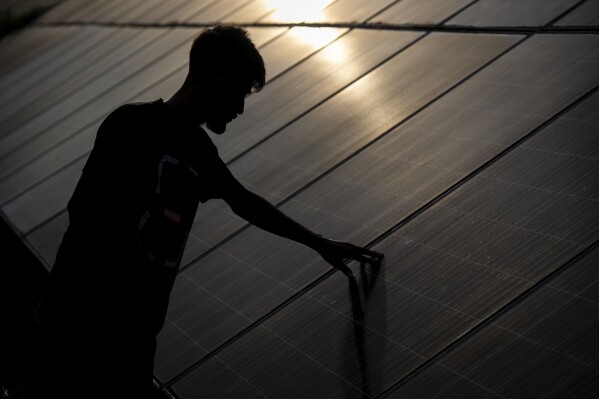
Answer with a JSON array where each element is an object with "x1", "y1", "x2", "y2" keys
[{"x1": 224, "y1": 185, "x2": 383, "y2": 276}]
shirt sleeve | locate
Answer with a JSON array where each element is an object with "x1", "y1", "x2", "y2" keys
[{"x1": 199, "y1": 151, "x2": 244, "y2": 203}]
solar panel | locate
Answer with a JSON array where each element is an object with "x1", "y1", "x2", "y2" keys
[
  {"x1": 316, "y1": 0, "x2": 397, "y2": 23},
  {"x1": 0, "y1": 27, "x2": 126, "y2": 134},
  {"x1": 555, "y1": 0, "x2": 599, "y2": 26},
  {"x1": 36, "y1": 0, "x2": 94, "y2": 23},
  {"x1": 186, "y1": 0, "x2": 255, "y2": 24},
  {"x1": 254, "y1": 28, "x2": 347, "y2": 81},
  {"x1": 0, "y1": 26, "x2": 75, "y2": 82},
  {"x1": 223, "y1": 0, "x2": 276, "y2": 23},
  {"x1": 55, "y1": 0, "x2": 106, "y2": 23},
  {"x1": 0, "y1": 28, "x2": 165, "y2": 165},
  {"x1": 0, "y1": 29, "x2": 196, "y2": 204},
  {"x1": 68, "y1": 0, "x2": 122, "y2": 23},
  {"x1": 371, "y1": 0, "x2": 474, "y2": 25},
  {"x1": 2, "y1": 1, "x2": 599, "y2": 396},
  {"x1": 172, "y1": 355, "x2": 271, "y2": 398},
  {"x1": 110, "y1": 0, "x2": 168, "y2": 24},
  {"x1": 4, "y1": 156, "x2": 86, "y2": 234},
  {"x1": 227, "y1": 33, "x2": 518, "y2": 201},
  {"x1": 390, "y1": 246, "x2": 599, "y2": 398},
  {"x1": 134, "y1": 0, "x2": 193, "y2": 24},
  {"x1": 0, "y1": 27, "x2": 90, "y2": 98},
  {"x1": 243, "y1": 27, "x2": 289, "y2": 48},
  {"x1": 548, "y1": 245, "x2": 599, "y2": 299},
  {"x1": 446, "y1": 0, "x2": 581, "y2": 27},
  {"x1": 156, "y1": 0, "x2": 219, "y2": 24},
  {"x1": 25, "y1": 210, "x2": 69, "y2": 267},
  {"x1": 211, "y1": 29, "x2": 423, "y2": 163}
]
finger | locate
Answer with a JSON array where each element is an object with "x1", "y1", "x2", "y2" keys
[
  {"x1": 335, "y1": 262, "x2": 353, "y2": 277},
  {"x1": 354, "y1": 245, "x2": 384, "y2": 259},
  {"x1": 350, "y1": 250, "x2": 384, "y2": 264}
]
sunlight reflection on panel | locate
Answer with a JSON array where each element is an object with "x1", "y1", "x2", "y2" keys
[
  {"x1": 289, "y1": 27, "x2": 341, "y2": 50},
  {"x1": 267, "y1": 0, "x2": 335, "y2": 22},
  {"x1": 321, "y1": 39, "x2": 347, "y2": 63}
]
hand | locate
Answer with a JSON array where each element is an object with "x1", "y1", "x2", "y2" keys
[{"x1": 316, "y1": 238, "x2": 384, "y2": 277}]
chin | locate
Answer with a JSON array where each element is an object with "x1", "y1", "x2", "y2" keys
[{"x1": 206, "y1": 120, "x2": 227, "y2": 134}]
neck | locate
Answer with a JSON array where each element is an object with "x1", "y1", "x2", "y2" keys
[{"x1": 164, "y1": 85, "x2": 205, "y2": 127}]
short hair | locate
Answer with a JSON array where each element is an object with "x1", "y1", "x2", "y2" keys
[{"x1": 189, "y1": 25, "x2": 266, "y2": 92}]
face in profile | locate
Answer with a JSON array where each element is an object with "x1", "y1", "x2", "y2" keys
[{"x1": 205, "y1": 75, "x2": 252, "y2": 134}]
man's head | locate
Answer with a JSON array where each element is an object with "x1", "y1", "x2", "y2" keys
[{"x1": 185, "y1": 25, "x2": 265, "y2": 134}]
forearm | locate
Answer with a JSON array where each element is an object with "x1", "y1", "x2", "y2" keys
[
  {"x1": 227, "y1": 187, "x2": 383, "y2": 276},
  {"x1": 230, "y1": 189, "x2": 324, "y2": 251}
]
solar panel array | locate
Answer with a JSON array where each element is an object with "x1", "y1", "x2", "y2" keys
[{"x1": 1, "y1": 0, "x2": 598, "y2": 397}]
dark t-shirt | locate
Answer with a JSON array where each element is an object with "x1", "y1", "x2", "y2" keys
[{"x1": 35, "y1": 99, "x2": 239, "y2": 388}]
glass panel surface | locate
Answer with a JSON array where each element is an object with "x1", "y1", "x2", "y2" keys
[
  {"x1": 555, "y1": 0, "x2": 599, "y2": 26},
  {"x1": 262, "y1": 0, "x2": 396, "y2": 23},
  {"x1": 0, "y1": 27, "x2": 93, "y2": 109},
  {"x1": 258, "y1": 27, "x2": 347, "y2": 82},
  {"x1": 172, "y1": 88, "x2": 599, "y2": 397},
  {"x1": 25, "y1": 210, "x2": 70, "y2": 267},
  {"x1": 37, "y1": 0, "x2": 96, "y2": 23},
  {"x1": 319, "y1": 0, "x2": 396, "y2": 23},
  {"x1": 211, "y1": 29, "x2": 423, "y2": 164},
  {"x1": 71, "y1": 0, "x2": 139, "y2": 23},
  {"x1": 0, "y1": 29, "x2": 195, "y2": 198},
  {"x1": 156, "y1": 0, "x2": 219, "y2": 23},
  {"x1": 0, "y1": 27, "x2": 121, "y2": 132},
  {"x1": 0, "y1": 26, "x2": 74, "y2": 82},
  {"x1": 227, "y1": 33, "x2": 519, "y2": 207},
  {"x1": 446, "y1": 0, "x2": 580, "y2": 27},
  {"x1": 390, "y1": 247, "x2": 599, "y2": 398},
  {"x1": 186, "y1": 0, "x2": 254, "y2": 23},
  {"x1": 60, "y1": 0, "x2": 107, "y2": 22},
  {"x1": 371, "y1": 0, "x2": 473, "y2": 24},
  {"x1": 135, "y1": 0, "x2": 193, "y2": 24},
  {"x1": 222, "y1": 0, "x2": 275, "y2": 23},
  {"x1": 0, "y1": 28, "x2": 166, "y2": 161},
  {"x1": 4, "y1": 67, "x2": 189, "y2": 235}
]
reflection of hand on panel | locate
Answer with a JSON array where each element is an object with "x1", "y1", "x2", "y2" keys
[{"x1": 345, "y1": 258, "x2": 388, "y2": 397}]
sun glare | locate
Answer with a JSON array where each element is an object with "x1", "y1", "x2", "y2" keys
[
  {"x1": 266, "y1": 0, "x2": 344, "y2": 57},
  {"x1": 268, "y1": 0, "x2": 334, "y2": 22},
  {"x1": 290, "y1": 27, "x2": 340, "y2": 49}
]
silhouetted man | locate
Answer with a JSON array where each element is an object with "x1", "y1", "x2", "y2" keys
[{"x1": 29, "y1": 25, "x2": 382, "y2": 398}]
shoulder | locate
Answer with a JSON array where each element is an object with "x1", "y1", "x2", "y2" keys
[
  {"x1": 95, "y1": 100, "x2": 162, "y2": 145},
  {"x1": 101, "y1": 101, "x2": 158, "y2": 130}
]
